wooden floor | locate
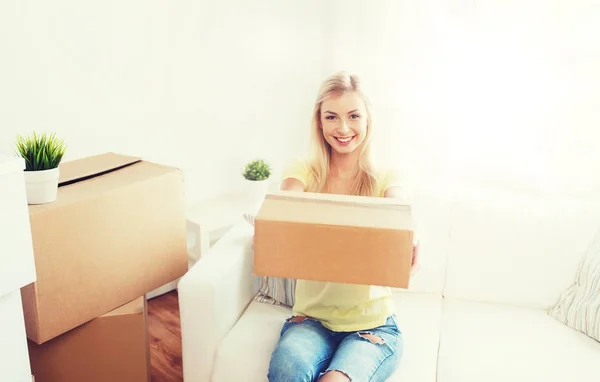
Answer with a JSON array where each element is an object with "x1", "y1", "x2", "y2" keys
[{"x1": 147, "y1": 291, "x2": 184, "y2": 382}]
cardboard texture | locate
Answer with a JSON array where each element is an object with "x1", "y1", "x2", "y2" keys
[
  {"x1": 254, "y1": 191, "x2": 415, "y2": 288},
  {"x1": 21, "y1": 152, "x2": 188, "y2": 344},
  {"x1": 28, "y1": 296, "x2": 150, "y2": 382}
]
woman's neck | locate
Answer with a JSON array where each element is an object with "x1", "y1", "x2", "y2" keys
[{"x1": 329, "y1": 151, "x2": 360, "y2": 179}]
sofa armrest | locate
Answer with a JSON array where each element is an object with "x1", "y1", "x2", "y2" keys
[{"x1": 178, "y1": 218, "x2": 257, "y2": 382}]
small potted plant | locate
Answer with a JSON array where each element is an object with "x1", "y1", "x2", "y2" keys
[
  {"x1": 14, "y1": 131, "x2": 67, "y2": 204},
  {"x1": 242, "y1": 159, "x2": 272, "y2": 203}
]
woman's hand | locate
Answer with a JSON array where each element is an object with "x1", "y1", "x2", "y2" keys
[{"x1": 411, "y1": 239, "x2": 420, "y2": 277}]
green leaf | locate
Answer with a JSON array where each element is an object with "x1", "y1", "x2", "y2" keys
[
  {"x1": 13, "y1": 131, "x2": 67, "y2": 171},
  {"x1": 242, "y1": 159, "x2": 272, "y2": 181}
]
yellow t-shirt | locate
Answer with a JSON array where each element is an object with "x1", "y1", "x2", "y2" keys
[{"x1": 281, "y1": 158, "x2": 409, "y2": 332}]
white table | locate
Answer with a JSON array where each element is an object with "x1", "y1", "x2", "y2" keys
[{"x1": 185, "y1": 189, "x2": 267, "y2": 264}]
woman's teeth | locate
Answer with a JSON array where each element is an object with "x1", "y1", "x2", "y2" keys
[{"x1": 335, "y1": 136, "x2": 353, "y2": 143}]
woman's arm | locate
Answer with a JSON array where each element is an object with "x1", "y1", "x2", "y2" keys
[
  {"x1": 280, "y1": 177, "x2": 305, "y2": 192},
  {"x1": 383, "y1": 185, "x2": 409, "y2": 201}
]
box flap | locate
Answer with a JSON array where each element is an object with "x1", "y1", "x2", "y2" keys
[
  {"x1": 257, "y1": 191, "x2": 413, "y2": 230},
  {"x1": 102, "y1": 296, "x2": 145, "y2": 318},
  {"x1": 264, "y1": 191, "x2": 411, "y2": 208},
  {"x1": 29, "y1": 157, "x2": 180, "y2": 216},
  {"x1": 58, "y1": 152, "x2": 141, "y2": 186}
]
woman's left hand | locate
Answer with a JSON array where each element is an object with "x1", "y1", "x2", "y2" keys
[{"x1": 411, "y1": 240, "x2": 420, "y2": 277}]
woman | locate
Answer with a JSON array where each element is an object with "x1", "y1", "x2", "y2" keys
[{"x1": 267, "y1": 71, "x2": 419, "y2": 382}]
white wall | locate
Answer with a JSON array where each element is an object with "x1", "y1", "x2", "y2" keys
[
  {"x1": 322, "y1": 0, "x2": 600, "y2": 201},
  {"x1": 0, "y1": 0, "x2": 322, "y2": 205},
  {"x1": 2, "y1": 0, "x2": 599, "y2": 204}
]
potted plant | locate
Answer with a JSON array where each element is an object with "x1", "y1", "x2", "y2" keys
[
  {"x1": 14, "y1": 131, "x2": 67, "y2": 204},
  {"x1": 242, "y1": 159, "x2": 272, "y2": 204}
]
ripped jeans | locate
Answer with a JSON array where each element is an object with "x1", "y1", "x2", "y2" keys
[{"x1": 267, "y1": 315, "x2": 402, "y2": 382}]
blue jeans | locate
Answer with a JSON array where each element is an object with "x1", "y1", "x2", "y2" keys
[{"x1": 268, "y1": 315, "x2": 403, "y2": 382}]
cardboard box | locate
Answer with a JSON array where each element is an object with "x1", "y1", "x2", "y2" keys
[
  {"x1": 28, "y1": 296, "x2": 150, "y2": 382},
  {"x1": 21, "y1": 153, "x2": 188, "y2": 344},
  {"x1": 253, "y1": 191, "x2": 415, "y2": 288}
]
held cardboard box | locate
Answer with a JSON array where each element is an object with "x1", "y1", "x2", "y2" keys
[
  {"x1": 28, "y1": 296, "x2": 150, "y2": 382},
  {"x1": 253, "y1": 191, "x2": 415, "y2": 288},
  {"x1": 21, "y1": 153, "x2": 188, "y2": 344}
]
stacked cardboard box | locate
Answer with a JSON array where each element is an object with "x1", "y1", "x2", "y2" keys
[
  {"x1": 21, "y1": 153, "x2": 189, "y2": 382},
  {"x1": 28, "y1": 297, "x2": 150, "y2": 382}
]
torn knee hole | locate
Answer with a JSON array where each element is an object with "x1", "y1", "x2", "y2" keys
[
  {"x1": 358, "y1": 332, "x2": 385, "y2": 344},
  {"x1": 319, "y1": 369, "x2": 351, "y2": 381}
]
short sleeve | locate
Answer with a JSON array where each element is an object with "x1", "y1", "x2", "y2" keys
[
  {"x1": 379, "y1": 168, "x2": 418, "y2": 240},
  {"x1": 281, "y1": 158, "x2": 311, "y2": 189},
  {"x1": 378, "y1": 167, "x2": 410, "y2": 202}
]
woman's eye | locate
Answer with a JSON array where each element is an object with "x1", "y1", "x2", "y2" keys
[
  {"x1": 350, "y1": 114, "x2": 360, "y2": 119},
  {"x1": 325, "y1": 115, "x2": 336, "y2": 120}
]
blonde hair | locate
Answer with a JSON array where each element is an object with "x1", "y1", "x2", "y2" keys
[{"x1": 306, "y1": 71, "x2": 378, "y2": 196}]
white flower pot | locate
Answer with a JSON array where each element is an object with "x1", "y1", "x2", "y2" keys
[
  {"x1": 24, "y1": 167, "x2": 60, "y2": 205},
  {"x1": 245, "y1": 179, "x2": 270, "y2": 213}
]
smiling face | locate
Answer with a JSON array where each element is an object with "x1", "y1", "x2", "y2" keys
[{"x1": 319, "y1": 91, "x2": 368, "y2": 156}]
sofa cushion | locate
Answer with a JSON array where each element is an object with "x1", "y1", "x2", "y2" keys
[
  {"x1": 212, "y1": 291, "x2": 443, "y2": 382},
  {"x1": 444, "y1": 185, "x2": 600, "y2": 309},
  {"x1": 548, "y1": 228, "x2": 600, "y2": 342},
  {"x1": 437, "y1": 299, "x2": 600, "y2": 382}
]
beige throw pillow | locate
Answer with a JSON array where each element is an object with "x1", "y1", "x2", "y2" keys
[{"x1": 548, "y1": 228, "x2": 600, "y2": 343}]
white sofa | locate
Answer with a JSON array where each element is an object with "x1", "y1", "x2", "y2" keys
[{"x1": 178, "y1": 185, "x2": 600, "y2": 381}]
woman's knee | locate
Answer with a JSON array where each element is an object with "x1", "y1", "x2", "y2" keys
[
  {"x1": 268, "y1": 318, "x2": 333, "y2": 381},
  {"x1": 268, "y1": 356, "x2": 314, "y2": 382},
  {"x1": 268, "y1": 346, "x2": 318, "y2": 382},
  {"x1": 318, "y1": 370, "x2": 351, "y2": 382}
]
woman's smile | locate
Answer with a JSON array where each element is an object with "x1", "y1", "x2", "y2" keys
[{"x1": 334, "y1": 135, "x2": 356, "y2": 145}]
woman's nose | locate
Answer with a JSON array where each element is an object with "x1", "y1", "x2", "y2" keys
[{"x1": 339, "y1": 121, "x2": 350, "y2": 133}]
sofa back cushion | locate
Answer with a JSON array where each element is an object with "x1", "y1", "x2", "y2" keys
[
  {"x1": 443, "y1": 185, "x2": 600, "y2": 310},
  {"x1": 396, "y1": 187, "x2": 452, "y2": 295}
]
